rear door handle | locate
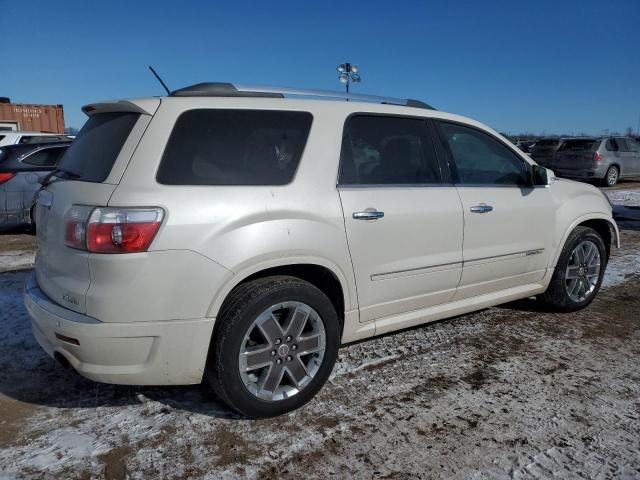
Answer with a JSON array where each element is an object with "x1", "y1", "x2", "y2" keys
[
  {"x1": 353, "y1": 210, "x2": 384, "y2": 220},
  {"x1": 470, "y1": 204, "x2": 493, "y2": 213}
]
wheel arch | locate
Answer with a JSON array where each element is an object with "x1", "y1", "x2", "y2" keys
[
  {"x1": 552, "y1": 214, "x2": 619, "y2": 267},
  {"x1": 206, "y1": 258, "x2": 355, "y2": 332}
]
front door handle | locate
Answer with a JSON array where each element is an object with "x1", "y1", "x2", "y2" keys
[
  {"x1": 353, "y1": 210, "x2": 384, "y2": 220},
  {"x1": 470, "y1": 204, "x2": 493, "y2": 213}
]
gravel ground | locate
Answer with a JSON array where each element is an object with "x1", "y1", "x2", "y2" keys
[{"x1": 0, "y1": 189, "x2": 638, "y2": 479}]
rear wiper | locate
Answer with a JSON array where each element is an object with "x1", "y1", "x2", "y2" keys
[{"x1": 39, "y1": 167, "x2": 81, "y2": 186}]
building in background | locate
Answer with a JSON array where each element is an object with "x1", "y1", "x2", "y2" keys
[{"x1": 0, "y1": 97, "x2": 65, "y2": 133}]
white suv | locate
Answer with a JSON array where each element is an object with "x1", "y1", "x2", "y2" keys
[{"x1": 24, "y1": 83, "x2": 619, "y2": 417}]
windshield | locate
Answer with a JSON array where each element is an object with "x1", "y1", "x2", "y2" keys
[{"x1": 58, "y1": 112, "x2": 140, "y2": 183}]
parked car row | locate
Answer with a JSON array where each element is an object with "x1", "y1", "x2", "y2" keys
[
  {"x1": 0, "y1": 138, "x2": 71, "y2": 229},
  {"x1": 526, "y1": 136, "x2": 640, "y2": 186}
]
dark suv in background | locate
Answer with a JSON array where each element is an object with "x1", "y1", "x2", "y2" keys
[{"x1": 530, "y1": 138, "x2": 564, "y2": 167}]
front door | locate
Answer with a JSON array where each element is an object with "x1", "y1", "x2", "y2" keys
[
  {"x1": 338, "y1": 114, "x2": 464, "y2": 323},
  {"x1": 435, "y1": 121, "x2": 556, "y2": 300}
]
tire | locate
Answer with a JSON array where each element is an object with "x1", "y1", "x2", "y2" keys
[
  {"x1": 538, "y1": 226, "x2": 607, "y2": 312},
  {"x1": 603, "y1": 166, "x2": 619, "y2": 187},
  {"x1": 205, "y1": 275, "x2": 340, "y2": 418}
]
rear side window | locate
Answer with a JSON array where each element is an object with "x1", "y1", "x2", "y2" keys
[
  {"x1": 59, "y1": 112, "x2": 140, "y2": 183},
  {"x1": 339, "y1": 115, "x2": 440, "y2": 185},
  {"x1": 157, "y1": 110, "x2": 312, "y2": 186},
  {"x1": 605, "y1": 139, "x2": 618, "y2": 151},
  {"x1": 22, "y1": 146, "x2": 68, "y2": 167}
]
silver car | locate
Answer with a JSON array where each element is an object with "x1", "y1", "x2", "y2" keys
[
  {"x1": 0, "y1": 142, "x2": 70, "y2": 228},
  {"x1": 552, "y1": 137, "x2": 640, "y2": 186}
]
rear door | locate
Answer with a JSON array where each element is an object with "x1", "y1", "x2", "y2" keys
[
  {"x1": 626, "y1": 138, "x2": 640, "y2": 175},
  {"x1": 616, "y1": 138, "x2": 640, "y2": 176},
  {"x1": 35, "y1": 107, "x2": 155, "y2": 313},
  {"x1": 435, "y1": 120, "x2": 555, "y2": 300},
  {"x1": 338, "y1": 114, "x2": 463, "y2": 327}
]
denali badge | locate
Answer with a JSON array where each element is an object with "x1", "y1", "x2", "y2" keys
[{"x1": 62, "y1": 294, "x2": 79, "y2": 306}]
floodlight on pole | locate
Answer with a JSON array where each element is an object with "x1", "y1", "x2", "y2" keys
[{"x1": 336, "y1": 62, "x2": 361, "y2": 94}]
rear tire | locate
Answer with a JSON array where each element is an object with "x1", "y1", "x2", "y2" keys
[
  {"x1": 603, "y1": 166, "x2": 619, "y2": 187},
  {"x1": 205, "y1": 276, "x2": 340, "y2": 418},
  {"x1": 538, "y1": 226, "x2": 606, "y2": 312}
]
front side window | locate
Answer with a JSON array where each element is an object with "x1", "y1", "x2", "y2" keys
[
  {"x1": 22, "y1": 146, "x2": 67, "y2": 167},
  {"x1": 439, "y1": 122, "x2": 529, "y2": 186},
  {"x1": 339, "y1": 115, "x2": 440, "y2": 185},
  {"x1": 157, "y1": 109, "x2": 312, "y2": 186}
]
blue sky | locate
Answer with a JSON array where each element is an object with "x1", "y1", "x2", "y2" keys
[{"x1": 2, "y1": 0, "x2": 638, "y2": 135}]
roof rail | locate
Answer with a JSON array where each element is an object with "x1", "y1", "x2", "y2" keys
[{"x1": 169, "y1": 82, "x2": 435, "y2": 110}]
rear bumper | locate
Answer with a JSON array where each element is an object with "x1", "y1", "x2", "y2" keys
[
  {"x1": 553, "y1": 165, "x2": 607, "y2": 180},
  {"x1": 24, "y1": 273, "x2": 215, "y2": 385}
]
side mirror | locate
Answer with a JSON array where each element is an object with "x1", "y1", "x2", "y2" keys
[{"x1": 531, "y1": 164, "x2": 549, "y2": 186}]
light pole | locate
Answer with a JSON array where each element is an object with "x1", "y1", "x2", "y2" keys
[{"x1": 337, "y1": 63, "x2": 361, "y2": 94}]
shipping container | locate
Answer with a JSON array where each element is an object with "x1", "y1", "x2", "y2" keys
[{"x1": 0, "y1": 101, "x2": 65, "y2": 133}]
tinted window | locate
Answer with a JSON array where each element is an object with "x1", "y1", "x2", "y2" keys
[
  {"x1": 22, "y1": 146, "x2": 67, "y2": 167},
  {"x1": 559, "y1": 139, "x2": 599, "y2": 151},
  {"x1": 0, "y1": 135, "x2": 5, "y2": 142},
  {"x1": 19, "y1": 135, "x2": 70, "y2": 144},
  {"x1": 339, "y1": 115, "x2": 440, "y2": 185},
  {"x1": 605, "y1": 139, "x2": 618, "y2": 151},
  {"x1": 59, "y1": 113, "x2": 140, "y2": 183},
  {"x1": 615, "y1": 138, "x2": 630, "y2": 152},
  {"x1": 157, "y1": 110, "x2": 312, "y2": 186},
  {"x1": 439, "y1": 122, "x2": 528, "y2": 186}
]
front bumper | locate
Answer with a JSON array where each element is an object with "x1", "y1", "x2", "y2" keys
[{"x1": 24, "y1": 273, "x2": 215, "y2": 385}]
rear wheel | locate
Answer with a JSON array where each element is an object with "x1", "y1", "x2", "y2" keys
[
  {"x1": 538, "y1": 226, "x2": 606, "y2": 312},
  {"x1": 205, "y1": 276, "x2": 340, "y2": 418},
  {"x1": 603, "y1": 166, "x2": 619, "y2": 186}
]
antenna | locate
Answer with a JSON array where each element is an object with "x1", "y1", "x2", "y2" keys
[{"x1": 148, "y1": 66, "x2": 171, "y2": 95}]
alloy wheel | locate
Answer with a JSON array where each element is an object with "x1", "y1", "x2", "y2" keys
[
  {"x1": 565, "y1": 240, "x2": 601, "y2": 302},
  {"x1": 238, "y1": 301, "x2": 326, "y2": 401}
]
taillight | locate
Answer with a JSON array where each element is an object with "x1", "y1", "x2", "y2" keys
[
  {"x1": 0, "y1": 172, "x2": 16, "y2": 185},
  {"x1": 64, "y1": 206, "x2": 93, "y2": 249},
  {"x1": 594, "y1": 151, "x2": 602, "y2": 161},
  {"x1": 65, "y1": 206, "x2": 164, "y2": 254}
]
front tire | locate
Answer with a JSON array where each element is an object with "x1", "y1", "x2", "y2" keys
[
  {"x1": 205, "y1": 276, "x2": 340, "y2": 418},
  {"x1": 538, "y1": 226, "x2": 607, "y2": 312}
]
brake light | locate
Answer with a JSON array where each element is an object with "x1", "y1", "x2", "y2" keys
[
  {"x1": 0, "y1": 172, "x2": 16, "y2": 185},
  {"x1": 87, "y1": 207, "x2": 164, "y2": 253},
  {"x1": 594, "y1": 151, "x2": 602, "y2": 161},
  {"x1": 65, "y1": 206, "x2": 164, "y2": 253}
]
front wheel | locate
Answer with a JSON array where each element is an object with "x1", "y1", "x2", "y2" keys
[
  {"x1": 538, "y1": 226, "x2": 607, "y2": 312},
  {"x1": 205, "y1": 276, "x2": 340, "y2": 418}
]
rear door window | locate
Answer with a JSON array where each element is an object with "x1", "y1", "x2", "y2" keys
[
  {"x1": 157, "y1": 110, "x2": 312, "y2": 185},
  {"x1": 616, "y1": 138, "x2": 630, "y2": 152},
  {"x1": 58, "y1": 112, "x2": 140, "y2": 183},
  {"x1": 338, "y1": 115, "x2": 440, "y2": 185},
  {"x1": 21, "y1": 146, "x2": 68, "y2": 167},
  {"x1": 605, "y1": 139, "x2": 618, "y2": 151}
]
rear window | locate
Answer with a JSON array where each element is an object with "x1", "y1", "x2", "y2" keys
[
  {"x1": 559, "y1": 139, "x2": 599, "y2": 152},
  {"x1": 156, "y1": 109, "x2": 312, "y2": 186},
  {"x1": 59, "y1": 112, "x2": 140, "y2": 183},
  {"x1": 534, "y1": 139, "x2": 559, "y2": 148}
]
